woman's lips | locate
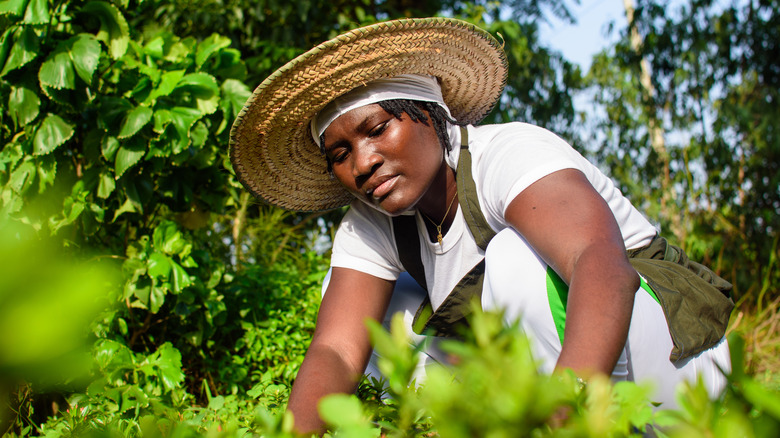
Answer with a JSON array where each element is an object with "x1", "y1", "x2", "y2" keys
[{"x1": 369, "y1": 175, "x2": 399, "y2": 200}]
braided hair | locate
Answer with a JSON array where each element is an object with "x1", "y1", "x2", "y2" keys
[{"x1": 319, "y1": 99, "x2": 464, "y2": 174}]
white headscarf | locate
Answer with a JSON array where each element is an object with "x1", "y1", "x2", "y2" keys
[{"x1": 310, "y1": 74, "x2": 453, "y2": 145}]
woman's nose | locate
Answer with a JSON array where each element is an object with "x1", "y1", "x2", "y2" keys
[{"x1": 352, "y1": 146, "x2": 382, "y2": 177}]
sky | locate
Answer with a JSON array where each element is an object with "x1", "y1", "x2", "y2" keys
[{"x1": 539, "y1": 0, "x2": 628, "y2": 71}]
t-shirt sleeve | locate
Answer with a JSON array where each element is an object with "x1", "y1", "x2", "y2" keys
[
  {"x1": 475, "y1": 123, "x2": 583, "y2": 223},
  {"x1": 330, "y1": 202, "x2": 403, "y2": 281}
]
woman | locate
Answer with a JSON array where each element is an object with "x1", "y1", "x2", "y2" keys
[{"x1": 229, "y1": 18, "x2": 734, "y2": 434}]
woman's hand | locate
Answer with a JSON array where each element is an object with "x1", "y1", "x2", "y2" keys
[
  {"x1": 287, "y1": 267, "x2": 394, "y2": 435},
  {"x1": 504, "y1": 168, "x2": 639, "y2": 377}
]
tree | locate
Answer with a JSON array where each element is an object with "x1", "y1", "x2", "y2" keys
[{"x1": 587, "y1": 0, "x2": 779, "y2": 304}]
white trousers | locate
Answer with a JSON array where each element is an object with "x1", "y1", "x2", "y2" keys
[{"x1": 323, "y1": 228, "x2": 731, "y2": 409}]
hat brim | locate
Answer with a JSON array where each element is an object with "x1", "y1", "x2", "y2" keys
[{"x1": 230, "y1": 17, "x2": 508, "y2": 212}]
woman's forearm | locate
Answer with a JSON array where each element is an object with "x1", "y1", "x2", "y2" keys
[
  {"x1": 287, "y1": 343, "x2": 365, "y2": 434},
  {"x1": 555, "y1": 246, "x2": 639, "y2": 376}
]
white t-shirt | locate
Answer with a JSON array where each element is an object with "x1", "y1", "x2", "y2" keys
[{"x1": 331, "y1": 122, "x2": 658, "y2": 310}]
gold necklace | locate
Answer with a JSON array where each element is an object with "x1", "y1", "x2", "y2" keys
[{"x1": 421, "y1": 192, "x2": 458, "y2": 248}]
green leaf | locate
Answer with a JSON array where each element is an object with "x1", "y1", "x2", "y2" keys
[
  {"x1": 147, "y1": 252, "x2": 171, "y2": 280},
  {"x1": 190, "y1": 121, "x2": 208, "y2": 149},
  {"x1": 8, "y1": 85, "x2": 40, "y2": 127},
  {"x1": 94, "y1": 339, "x2": 133, "y2": 371},
  {"x1": 149, "y1": 286, "x2": 166, "y2": 313},
  {"x1": 119, "y1": 385, "x2": 149, "y2": 413},
  {"x1": 143, "y1": 35, "x2": 165, "y2": 59},
  {"x1": 167, "y1": 106, "x2": 202, "y2": 153},
  {"x1": 146, "y1": 69, "x2": 185, "y2": 104},
  {"x1": 175, "y1": 72, "x2": 220, "y2": 115},
  {"x1": 97, "y1": 170, "x2": 115, "y2": 198},
  {"x1": 39, "y1": 48, "x2": 75, "y2": 90},
  {"x1": 741, "y1": 379, "x2": 780, "y2": 419},
  {"x1": 114, "y1": 138, "x2": 146, "y2": 178},
  {"x1": 36, "y1": 154, "x2": 56, "y2": 193},
  {"x1": 101, "y1": 135, "x2": 119, "y2": 161},
  {"x1": 112, "y1": 198, "x2": 137, "y2": 221},
  {"x1": 8, "y1": 158, "x2": 35, "y2": 194},
  {"x1": 98, "y1": 97, "x2": 133, "y2": 133},
  {"x1": 80, "y1": 1, "x2": 129, "y2": 59},
  {"x1": 318, "y1": 394, "x2": 378, "y2": 437},
  {"x1": 118, "y1": 105, "x2": 153, "y2": 139},
  {"x1": 195, "y1": 33, "x2": 231, "y2": 68},
  {"x1": 69, "y1": 34, "x2": 101, "y2": 84},
  {"x1": 22, "y1": 0, "x2": 47, "y2": 24},
  {"x1": 220, "y1": 79, "x2": 251, "y2": 119},
  {"x1": 151, "y1": 343, "x2": 184, "y2": 391},
  {"x1": 0, "y1": 0, "x2": 28, "y2": 17},
  {"x1": 33, "y1": 114, "x2": 74, "y2": 155},
  {"x1": 171, "y1": 262, "x2": 192, "y2": 292},
  {"x1": 207, "y1": 395, "x2": 225, "y2": 410},
  {"x1": 152, "y1": 221, "x2": 187, "y2": 255},
  {"x1": 1, "y1": 27, "x2": 39, "y2": 76}
]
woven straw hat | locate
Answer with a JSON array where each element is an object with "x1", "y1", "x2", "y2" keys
[{"x1": 230, "y1": 17, "x2": 508, "y2": 211}]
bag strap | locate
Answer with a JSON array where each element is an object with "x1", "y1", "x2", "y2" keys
[{"x1": 456, "y1": 126, "x2": 495, "y2": 250}]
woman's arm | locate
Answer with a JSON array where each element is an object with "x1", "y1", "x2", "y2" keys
[
  {"x1": 504, "y1": 168, "x2": 640, "y2": 376},
  {"x1": 287, "y1": 267, "x2": 394, "y2": 434}
]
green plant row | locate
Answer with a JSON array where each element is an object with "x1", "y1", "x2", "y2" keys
[{"x1": 15, "y1": 311, "x2": 780, "y2": 437}]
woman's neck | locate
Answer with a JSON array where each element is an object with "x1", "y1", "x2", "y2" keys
[{"x1": 417, "y1": 163, "x2": 458, "y2": 241}]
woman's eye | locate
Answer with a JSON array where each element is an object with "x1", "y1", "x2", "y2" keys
[
  {"x1": 368, "y1": 122, "x2": 388, "y2": 137},
  {"x1": 331, "y1": 150, "x2": 348, "y2": 163}
]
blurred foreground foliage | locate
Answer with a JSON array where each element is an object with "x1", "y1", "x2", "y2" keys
[{"x1": 0, "y1": 0, "x2": 778, "y2": 436}]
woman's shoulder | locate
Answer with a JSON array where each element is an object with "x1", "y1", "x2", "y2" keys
[
  {"x1": 470, "y1": 122, "x2": 573, "y2": 150},
  {"x1": 340, "y1": 201, "x2": 395, "y2": 232}
]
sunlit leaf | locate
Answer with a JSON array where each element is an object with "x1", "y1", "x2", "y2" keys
[
  {"x1": 195, "y1": 33, "x2": 231, "y2": 68},
  {"x1": 166, "y1": 106, "x2": 201, "y2": 153},
  {"x1": 8, "y1": 85, "x2": 40, "y2": 127},
  {"x1": 147, "y1": 252, "x2": 171, "y2": 280},
  {"x1": 22, "y1": 0, "x2": 47, "y2": 24},
  {"x1": 171, "y1": 262, "x2": 192, "y2": 292},
  {"x1": 112, "y1": 198, "x2": 137, "y2": 221},
  {"x1": 8, "y1": 158, "x2": 35, "y2": 194},
  {"x1": 143, "y1": 35, "x2": 165, "y2": 59},
  {"x1": 220, "y1": 79, "x2": 251, "y2": 119},
  {"x1": 101, "y1": 135, "x2": 119, "y2": 161},
  {"x1": 150, "y1": 343, "x2": 184, "y2": 390},
  {"x1": 153, "y1": 221, "x2": 187, "y2": 255},
  {"x1": 149, "y1": 286, "x2": 165, "y2": 312},
  {"x1": 39, "y1": 48, "x2": 75, "y2": 90},
  {"x1": 119, "y1": 385, "x2": 149, "y2": 412},
  {"x1": 94, "y1": 339, "x2": 133, "y2": 371},
  {"x1": 69, "y1": 33, "x2": 101, "y2": 84},
  {"x1": 80, "y1": 1, "x2": 129, "y2": 59},
  {"x1": 97, "y1": 169, "x2": 115, "y2": 198},
  {"x1": 33, "y1": 114, "x2": 74, "y2": 155},
  {"x1": 36, "y1": 154, "x2": 56, "y2": 193},
  {"x1": 114, "y1": 137, "x2": 146, "y2": 178},
  {"x1": 1, "y1": 27, "x2": 39, "y2": 76},
  {"x1": 118, "y1": 105, "x2": 153, "y2": 139},
  {"x1": 175, "y1": 72, "x2": 220, "y2": 115},
  {"x1": 146, "y1": 69, "x2": 185, "y2": 104},
  {"x1": 0, "y1": 0, "x2": 28, "y2": 17}
]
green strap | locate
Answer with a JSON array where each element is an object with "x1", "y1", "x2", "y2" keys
[{"x1": 456, "y1": 127, "x2": 496, "y2": 250}]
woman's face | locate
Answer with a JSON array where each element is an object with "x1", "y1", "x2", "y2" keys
[{"x1": 321, "y1": 103, "x2": 445, "y2": 216}]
